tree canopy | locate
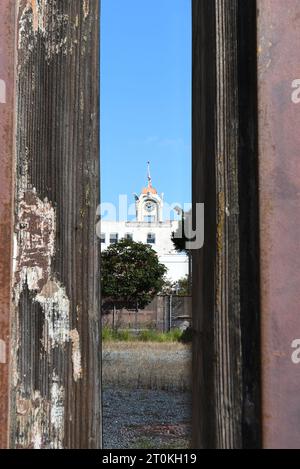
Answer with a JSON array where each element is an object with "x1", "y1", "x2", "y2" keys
[
  {"x1": 101, "y1": 239, "x2": 167, "y2": 309},
  {"x1": 160, "y1": 276, "x2": 190, "y2": 296}
]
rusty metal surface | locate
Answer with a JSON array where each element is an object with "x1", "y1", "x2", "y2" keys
[
  {"x1": 257, "y1": 0, "x2": 300, "y2": 449},
  {"x1": 10, "y1": 0, "x2": 101, "y2": 449},
  {"x1": 0, "y1": 0, "x2": 15, "y2": 449}
]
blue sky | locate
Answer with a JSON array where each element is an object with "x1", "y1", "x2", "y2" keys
[{"x1": 100, "y1": 0, "x2": 191, "y2": 220}]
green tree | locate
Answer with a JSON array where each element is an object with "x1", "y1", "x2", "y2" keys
[
  {"x1": 176, "y1": 276, "x2": 190, "y2": 296},
  {"x1": 101, "y1": 239, "x2": 167, "y2": 309},
  {"x1": 160, "y1": 276, "x2": 190, "y2": 296}
]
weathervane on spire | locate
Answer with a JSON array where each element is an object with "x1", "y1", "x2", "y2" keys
[{"x1": 147, "y1": 161, "x2": 152, "y2": 188}]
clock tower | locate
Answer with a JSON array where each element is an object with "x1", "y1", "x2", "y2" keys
[{"x1": 135, "y1": 162, "x2": 163, "y2": 223}]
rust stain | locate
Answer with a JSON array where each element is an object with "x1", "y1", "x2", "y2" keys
[{"x1": 27, "y1": 0, "x2": 38, "y2": 32}]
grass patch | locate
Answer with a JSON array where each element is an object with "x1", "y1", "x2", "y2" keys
[
  {"x1": 102, "y1": 326, "x2": 185, "y2": 343},
  {"x1": 102, "y1": 341, "x2": 192, "y2": 391},
  {"x1": 133, "y1": 437, "x2": 190, "y2": 450},
  {"x1": 102, "y1": 327, "x2": 132, "y2": 342}
]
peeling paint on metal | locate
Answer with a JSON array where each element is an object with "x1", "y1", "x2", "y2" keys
[
  {"x1": 50, "y1": 373, "x2": 65, "y2": 449},
  {"x1": 0, "y1": 78, "x2": 6, "y2": 103},
  {"x1": 12, "y1": 161, "x2": 72, "y2": 447},
  {"x1": 15, "y1": 379, "x2": 66, "y2": 449},
  {"x1": 0, "y1": 339, "x2": 6, "y2": 364},
  {"x1": 18, "y1": 0, "x2": 72, "y2": 62},
  {"x1": 69, "y1": 329, "x2": 82, "y2": 382},
  {"x1": 83, "y1": 0, "x2": 89, "y2": 19},
  {"x1": 15, "y1": 390, "x2": 49, "y2": 449},
  {"x1": 36, "y1": 280, "x2": 70, "y2": 349},
  {"x1": 13, "y1": 187, "x2": 56, "y2": 306}
]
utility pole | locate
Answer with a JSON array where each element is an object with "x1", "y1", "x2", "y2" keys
[{"x1": 0, "y1": 0, "x2": 101, "y2": 449}]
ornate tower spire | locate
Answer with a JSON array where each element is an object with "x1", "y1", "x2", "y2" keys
[
  {"x1": 136, "y1": 162, "x2": 163, "y2": 223},
  {"x1": 147, "y1": 161, "x2": 152, "y2": 188}
]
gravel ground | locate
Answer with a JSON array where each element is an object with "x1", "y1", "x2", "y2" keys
[
  {"x1": 103, "y1": 387, "x2": 192, "y2": 449},
  {"x1": 102, "y1": 342, "x2": 192, "y2": 449}
]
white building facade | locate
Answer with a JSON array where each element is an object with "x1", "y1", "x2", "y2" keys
[{"x1": 101, "y1": 166, "x2": 189, "y2": 282}]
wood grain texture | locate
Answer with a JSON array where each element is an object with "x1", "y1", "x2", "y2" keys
[
  {"x1": 10, "y1": 0, "x2": 101, "y2": 449},
  {"x1": 192, "y1": 0, "x2": 260, "y2": 449}
]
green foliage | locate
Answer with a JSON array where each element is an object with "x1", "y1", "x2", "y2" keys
[
  {"x1": 159, "y1": 279, "x2": 173, "y2": 295},
  {"x1": 101, "y1": 239, "x2": 167, "y2": 309},
  {"x1": 102, "y1": 327, "x2": 133, "y2": 342},
  {"x1": 139, "y1": 329, "x2": 182, "y2": 343},
  {"x1": 160, "y1": 275, "x2": 190, "y2": 296},
  {"x1": 102, "y1": 326, "x2": 183, "y2": 343},
  {"x1": 176, "y1": 276, "x2": 190, "y2": 296},
  {"x1": 102, "y1": 327, "x2": 114, "y2": 341}
]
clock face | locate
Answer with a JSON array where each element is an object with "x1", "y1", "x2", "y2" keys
[{"x1": 145, "y1": 201, "x2": 155, "y2": 212}]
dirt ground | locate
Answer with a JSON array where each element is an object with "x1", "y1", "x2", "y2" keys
[{"x1": 102, "y1": 342, "x2": 192, "y2": 449}]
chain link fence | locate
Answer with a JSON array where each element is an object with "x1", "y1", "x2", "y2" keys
[{"x1": 102, "y1": 295, "x2": 192, "y2": 332}]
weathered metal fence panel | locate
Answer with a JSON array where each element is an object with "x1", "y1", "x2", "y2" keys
[
  {"x1": 257, "y1": 0, "x2": 300, "y2": 449},
  {"x1": 192, "y1": 0, "x2": 260, "y2": 449},
  {"x1": 4, "y1": 0, "x2": 299, "y2": 451},
  {"x1": 9, "y1": 0, "x2": 101, "y2": 449},
  {"x1": 0, "y1": 0, "x2": 16, "y2": 450}
]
